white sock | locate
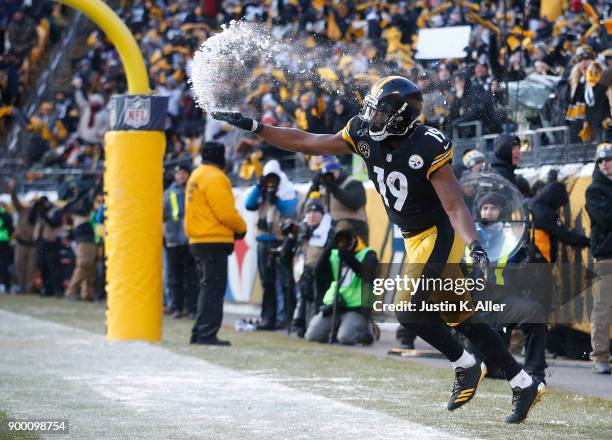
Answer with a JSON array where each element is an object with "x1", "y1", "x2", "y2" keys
[
  {"x1": 452, "y1": 350, "x2": 476, "y2": 369},
  {"x1": 509, "y1": 370, "x2": 533, "y2": 389}
]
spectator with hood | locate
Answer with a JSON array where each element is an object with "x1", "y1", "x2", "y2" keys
[
  {"x1": 73, "y1": 77, "x2": 109, "y2": 145},
  {"x1": 492, "y1": 135, "x2": 531, "y2": 197},
  {"x1": 585, "y1": 142, "x2": 612, "y2": 374},
  {"x1": 246, "y1": 159, "x2": 297, "y2": 330}
]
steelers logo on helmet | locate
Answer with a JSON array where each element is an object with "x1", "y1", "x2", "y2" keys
[{"x1": 359, "y1": 76, "x2": 423, "y2": 141}]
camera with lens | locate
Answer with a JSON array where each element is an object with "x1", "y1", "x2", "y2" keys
[
  {"x1": 281, "y1": 220, "x2": 311, "y2": 241},
  {"x1": 281, "y1": 219, "x2": 299, "y2": 237},
  {"x1": 261, "y1": 173, "x2": 280, "y2": 201},
  {"x1": 319, "y1": 171, "x2": 335, "y2": 184},
  {"x1": 261, "y1": 173, "x2": 280, "y2": 189},
  {"x1": 333, "y1": 230, "x2": 355, "y2": 252}
]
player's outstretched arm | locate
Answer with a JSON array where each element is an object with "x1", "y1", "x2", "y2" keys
[{"x1": 212, "y1": 111, "x2": 351, "y2": 155}]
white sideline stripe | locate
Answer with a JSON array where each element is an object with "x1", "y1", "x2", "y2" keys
[{"x1": 0, "y1": 310, "x2": 463, "y2": 440}]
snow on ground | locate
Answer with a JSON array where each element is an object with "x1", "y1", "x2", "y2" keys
[{"x1": 0, "y1": 310, "x2": 464, "y2": 440}]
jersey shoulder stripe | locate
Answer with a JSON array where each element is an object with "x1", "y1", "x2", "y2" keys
[
  {"x1": 433, "y1": 149, "x2": 451, "y2": 161},
  {"x1": 341, "y1": 117, "x2": 358, "y2": 153},
  {"x1": 431, "y1": 148, "x2": 452, "y2": 166},
  {"x1": 426, "y1": 148, "x2": 453, "y2": 179}
]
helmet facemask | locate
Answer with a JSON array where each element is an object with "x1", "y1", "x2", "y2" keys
[{"x1": 360, "y1": 94, "x2": 420, "y2": 141}]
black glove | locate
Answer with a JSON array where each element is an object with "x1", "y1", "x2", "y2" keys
[
  {"x1": 234, "y1": 231, "x2": 246, "y2": 240},
  {"x1": 469, "y1": 240, "x2": 490, "y2": 282},
  {"x1": 212, "y1": 111, "x2": 263, "y2": 133}
]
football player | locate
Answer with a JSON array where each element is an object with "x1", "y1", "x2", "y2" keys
[{"x1": 213, "y1": 76, "x2": 545, "y2": 423}]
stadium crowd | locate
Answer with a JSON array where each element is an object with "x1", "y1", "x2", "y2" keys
[
  {"x1": 0, "y1": 1, "x2": 610, "y2": 370},
  {"x1": 0, "y1": 1, "x2": 68, "y2": 134},
  {"x1": 0, "y1": 0, "x2": 608, "y2": 175}
]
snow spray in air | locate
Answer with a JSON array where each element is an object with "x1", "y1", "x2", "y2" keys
[{"x1": 189, "y1": 20, "x2": 283, "y2": 112}]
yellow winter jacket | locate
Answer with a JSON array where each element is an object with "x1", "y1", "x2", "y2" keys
[{"x1": 185, "y1": 164, "x2": 247, "y2": 244}]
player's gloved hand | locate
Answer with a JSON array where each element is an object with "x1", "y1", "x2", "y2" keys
[
  {"x1": 212, "y1": 111, "x2": 263, "y2": 133},
  {"x1": 469, "y1": 240, "x2": 490, "y2": 282},
  {"x1": 234, "y1": 231, "x2": 246, "y2": 241}
]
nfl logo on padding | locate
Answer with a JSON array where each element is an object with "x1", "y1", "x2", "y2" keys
[{"x1": 124, "y1": 96, "x2": 151, "y2": 129}]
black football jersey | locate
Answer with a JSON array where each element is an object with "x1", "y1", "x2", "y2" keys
[{"x1": 341, "y1": 116, "x2": 453, "y2": 232}]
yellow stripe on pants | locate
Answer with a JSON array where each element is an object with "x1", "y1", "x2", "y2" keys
[{"x1": 395, "y1": 224, "x2": 471, "y2": 324}]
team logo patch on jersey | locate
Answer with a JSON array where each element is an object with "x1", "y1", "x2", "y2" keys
[
  {"x1": 408, "y1": 154, "x2": 424, "y2": 169},
  {"x1": 357, "y1": 141, "x2": 370, "y2": 158}
]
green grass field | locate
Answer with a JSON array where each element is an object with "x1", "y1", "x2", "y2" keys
[
  {"x1": 0, "y1": 411, "x2": 39, "y2": 440},
  {"x1": 1, "y1": 295, "x2": 611, "y2": 440}
]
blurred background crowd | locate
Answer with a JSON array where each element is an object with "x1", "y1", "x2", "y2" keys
[
  {"x1": 0, "y1": 0, "x2": 610, "y2": 370},
  {"x1": 1, "y1": 0, "x2": 610, "y2": 176}
]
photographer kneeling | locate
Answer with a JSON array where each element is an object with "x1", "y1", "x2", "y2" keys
[
  {"x1": 279, "y1": 197, "x2": 333, "y2": 337},
  {"x1": 305, "y1": 221, "x2": 378, "y2": 345}
]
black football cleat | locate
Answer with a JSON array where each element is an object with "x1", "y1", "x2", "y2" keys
[
  {"x1": 447, "y1": 361, "x2": 487, "y2": 411},
  {"x1": 506, "y1": 379, "x2": 546, "y2": 424}
]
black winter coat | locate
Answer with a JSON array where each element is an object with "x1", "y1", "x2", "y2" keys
[
  {"x1": 585, "y1": 166, "x2": 612, "y2": 259},
  {"x1": 529, "y1": 181, "x2": 589, "y2": 262}
]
